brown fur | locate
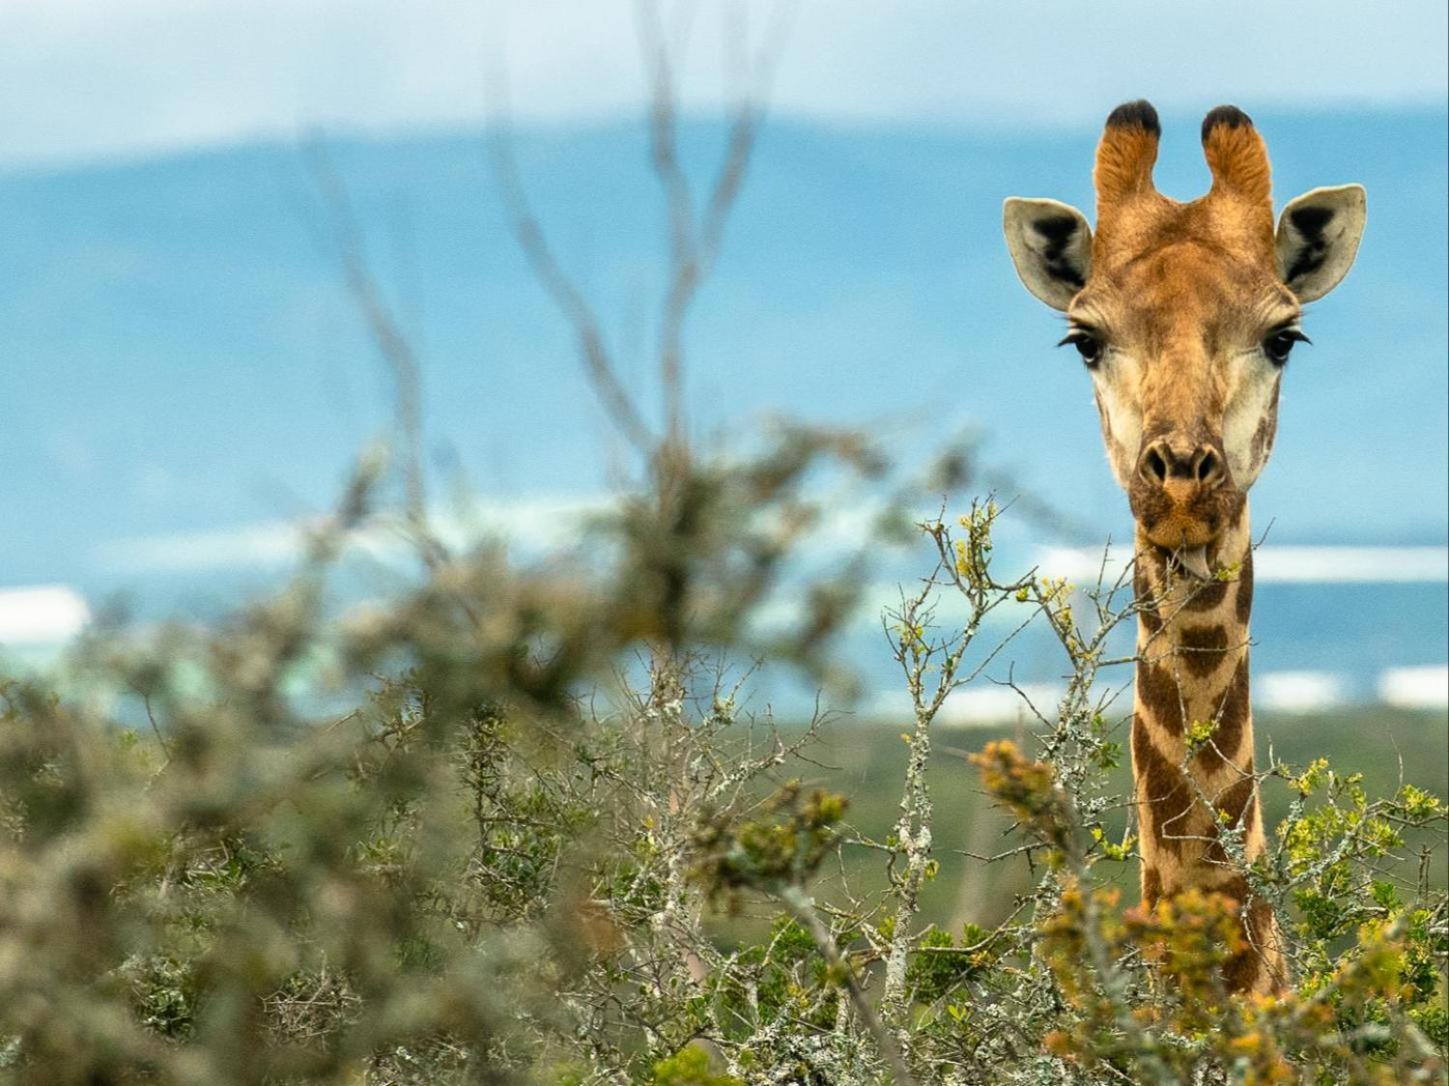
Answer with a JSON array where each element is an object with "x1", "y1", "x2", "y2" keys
[
  {"x1": 1196, "y1": 658, "x2": 1251, "y2": 770},
  {"x1": 1137, "y1": 660, "x2": 1185, "y2": 734},
  {"x1": 1204, "y1": 121, "x2": 1274, "y2": 209},
  {"x1": 1134, "y1": 562, "x2": 1164, "y2": 634},
  {"x1": 1142, "y1": 866, "x2": 1163, "y2": 905},
  {"x1": 1235, "y1": 548, "x2": 1255, "y2": 624},
  {"x1": 1129, "y1": 454, "x2": 1244, "y2": 551},
  {"x1": 1181, "y1": 577, "x2": 1229, "y2": 612},
  {"x1": 1132, "y1": 712, "x2": 1195, "y2": 859},
  {"x1": 1094, "y1": 126, "x2": 1159, "y2": 211},
  {"x1": 1176, "y1": 624, "x2": 1231, "y2": 677}
]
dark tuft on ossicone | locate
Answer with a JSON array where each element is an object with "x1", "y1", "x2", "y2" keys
[
  {"x1": 1106, "y1": 99, "x2": 1160, "y2": 135},
  {"x1": 1201, "y1": 105, "x2": 1254, "y2": 142}
]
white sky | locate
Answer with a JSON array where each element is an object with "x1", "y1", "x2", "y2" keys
[{"x1": 4, "y1": 0, "x2": 1446, "y2": 169}]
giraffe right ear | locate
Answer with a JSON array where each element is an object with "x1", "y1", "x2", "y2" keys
[{"x1": 1002, "y1": 198, "x2": 1093, "y2": 311}]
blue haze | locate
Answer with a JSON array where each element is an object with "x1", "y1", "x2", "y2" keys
[{"x1": 0, "y1": 110, "x2": 1443, "y2": 693}]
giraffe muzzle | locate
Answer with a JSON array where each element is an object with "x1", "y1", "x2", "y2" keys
[{"x1": 1129, "y1": 436, "x2": 1242, "y2": 564}]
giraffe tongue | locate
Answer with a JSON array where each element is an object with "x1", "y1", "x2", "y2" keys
[{"x1": 1174, "y1": 546, "x2": 1213, "y2": 580}]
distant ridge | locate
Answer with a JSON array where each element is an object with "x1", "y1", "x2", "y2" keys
[{"x1": 0, "y1": 111, "x2": 1443, "y2": 595}]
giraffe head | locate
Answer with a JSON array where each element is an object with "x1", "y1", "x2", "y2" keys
[{"x1": 1003, "y1": 101, "x2": 1365, "y2": 575}]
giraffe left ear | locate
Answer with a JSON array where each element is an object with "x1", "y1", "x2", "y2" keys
[{"x1": 1275, "y1": 184, "x2": 1366, "y2": 303}]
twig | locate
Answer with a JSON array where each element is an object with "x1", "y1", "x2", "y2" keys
[{"x1": 778, "y1": 885, "x2": 919, "y2": 1086}]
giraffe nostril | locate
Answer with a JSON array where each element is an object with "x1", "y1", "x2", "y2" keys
[
  {"x1": 1140, "y1": 446, "x2": 1169, "y2": 485},
  {"x1": 1139, "y1": 439, "x2": 1226, "y2": 490},
  {"x1": 1194, "y1": 447, "x2": 1225, "y2": 486}
]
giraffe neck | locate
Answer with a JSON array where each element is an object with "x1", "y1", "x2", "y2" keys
[{"x1": 1130, "y1": 501, "x2": 1283, "y2": 991}]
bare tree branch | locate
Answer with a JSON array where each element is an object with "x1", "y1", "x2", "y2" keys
[{"x1": 484, "y1": 68, "x2": 657, "y2": 454}]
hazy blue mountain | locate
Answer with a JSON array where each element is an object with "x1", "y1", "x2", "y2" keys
[{"x1": 1, "y1": 109, "x2": 1444, "y2": 597}]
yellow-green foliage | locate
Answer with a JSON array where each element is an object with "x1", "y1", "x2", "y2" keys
[{"x1": 647, "y1": 1047, "x2": 740, "y2": 1086}]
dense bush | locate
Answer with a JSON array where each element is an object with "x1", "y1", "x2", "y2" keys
[{"x1": 0, "y1": 467, "x2": 1443, "y2": 1084}]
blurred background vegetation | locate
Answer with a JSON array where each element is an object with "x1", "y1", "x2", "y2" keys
[{"x1": 766, "y1": 708, "x2": 1447, "y2": 941}]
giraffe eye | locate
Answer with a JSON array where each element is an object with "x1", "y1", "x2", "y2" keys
[
  {"x1": 1058, "y1": 330, "x2": 1102, "y2": 367},
  {"x1": 1264, "y1": 328, "x2": 1309, "y2": 366}
]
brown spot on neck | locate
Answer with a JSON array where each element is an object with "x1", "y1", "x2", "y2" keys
[
  {"x1": 1182, "y1": 578, "x2": 1229, "y2": 612},
  {"x1": 1204, "y1": 775, "x2": 1259, "y2": 865},
  {"x1": 1132, "y1": 713, "x2": 1193, "y2": 858},
  {"x1": 1195, "y1": 657, "x2": 1251, "y2": 771},
  {"x1": 1141, "y1": 866, "x2": 1163, "y2": 906},
  {"x1": 1224, "y1": 897, "x2": 1281, "y2": 995},
  {"x1": 1134, "y1": 562, "x2": 1163, "y2": 635},
  {"x1": 1176, "y1": 624, "x2": 1232, "y2": 677},
  {"x1": 1137, "y1": 659, "x2": 1185, "y2": 735}
]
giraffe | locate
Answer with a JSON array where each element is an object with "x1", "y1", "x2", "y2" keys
[{"x1": 1000, "y1": 100, "x2": 1367, "y2": 994}]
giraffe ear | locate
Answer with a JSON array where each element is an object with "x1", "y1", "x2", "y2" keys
[
  {"x1": 1275, "y1": 185, "x2": 1366, "y2": 303},
  {"x1": 1003, "y1": 198, "x2": 1092, "y2": 311}
]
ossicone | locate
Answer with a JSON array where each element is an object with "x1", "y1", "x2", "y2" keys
[
  {"x1": 1095, "y1": 99, "x2": 1161, "y2": 211},
  {"x1": 1202, "y1": 104, "x2": 1271, "y2": 205}
]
